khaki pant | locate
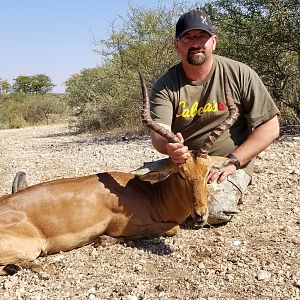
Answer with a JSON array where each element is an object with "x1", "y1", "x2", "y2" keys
[{"x1": 207, "y1": 169, "x2": 251, "y2": 225}]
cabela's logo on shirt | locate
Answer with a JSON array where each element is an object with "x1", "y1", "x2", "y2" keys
[{"x1": 176, "y1": 100, "x2": 226, "y2": 118}]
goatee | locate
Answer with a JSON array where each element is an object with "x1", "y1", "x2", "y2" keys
[{"x1": 187, "y1": 48, "x2": 206, "y2": 65}]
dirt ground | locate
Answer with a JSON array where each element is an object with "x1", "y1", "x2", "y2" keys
[{"x1": 0, "y1": 124, "x2": 299, "y2": 300}]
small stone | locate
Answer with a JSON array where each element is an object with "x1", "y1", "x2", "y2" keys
[
  {"x1": 89, "y1": 294, "x2": 96, "y2": 300},
  {"x1": 88, "y1": 287, "x2": 96, "y2": 294},
  {"x1": 90, "y1": 248, "x2": 98, "y2": 257},
  {"x1": 257, "y1": 270, "x2": 271, "y2": 281},
  {"x1": 123, "y1": 295, "x2": 138, "y2": 300},
  {"x1": 3, "y1": 281, "x2": 12, "y2": 289},
  {"x1": 253, "y1": 166, "x2": 263, "y2": 173},
  {"x1": 232, "y1": 240, "x2": 242, "y2": 246},
  {"x1": 293, "y1": 280, "x2": 300, "y2": 289},
  {"x1": 32, "y1": 294, "x2": 42, "y2": 300},
  {"x1": 38, "y1": 272, "x2": 50, "y2": 280},
  {"x1": 53, "y1": 254, "x2": 65, "y2": 262}
]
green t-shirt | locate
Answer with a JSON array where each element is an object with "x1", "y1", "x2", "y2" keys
[{"x1": 150, "y1": 55, "x2": 279, "y2": 175}]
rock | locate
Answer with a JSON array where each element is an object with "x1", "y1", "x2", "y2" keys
[
  {"x1": 257, "y1": 270, "x2": 272, "y2": 281},
  {"x1": 232, "y1": 240, "x2": 242, "y2": 247},
  {"x1": 123, "y1": 295, "x2": 138, "y2": 300}
]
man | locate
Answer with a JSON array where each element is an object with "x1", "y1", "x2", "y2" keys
[{"x1": 149, "y1": 10, "x2": 280, "y2": 225}]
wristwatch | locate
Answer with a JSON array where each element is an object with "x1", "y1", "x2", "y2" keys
[{"x1": 226, "y1": 153, "x2": 241, "y2": 170}]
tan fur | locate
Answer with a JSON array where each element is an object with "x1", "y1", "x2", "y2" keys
[{"x1": 0, "y1": 155, "x2": 227, "y2": 273}]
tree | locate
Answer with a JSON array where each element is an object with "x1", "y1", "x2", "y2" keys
[
  {"x1": 31, "y1": 74, "x2": 55, "y2": 94},
  {"x1": 13, "y1": 76, "x2": 33, "y2": 93},
  {"x1": 24, "y1": 95, "x2": 67, "y2": 125},
  {"x1": 65, "y1": 64, "x2": 138, "y2": 131},
  {"x1": 66, "y1": 1, "x2": 190, "y2": 131},
  {"x1": 0, "y1": 79, "x2": 11, "y2": 94},
  {"x1": 96, "y1": 1, "x2": 186, "y2": 82},
  {"x1": 206, "y1": 0, "x2": 300, "y2": 123},
  {"x1": 0, "y1": 93, "x2": 67, "y2": 129},
  {"x1": 13, "y1": 74, "x2": 54, "y2": 94}
]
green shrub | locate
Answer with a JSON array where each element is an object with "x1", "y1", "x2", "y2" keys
[
  {"x1": 0, "y1": 93, "x2": 68, "y2": 128},
  {"x1": 0, "y1": 98, "x2": 26, "y2": 128},
  {"x1": 24, "y1": 95, "x2": 67, "y2": 125}
]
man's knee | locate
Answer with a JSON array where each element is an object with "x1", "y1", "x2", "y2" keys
[
  {"x1": 207, "y1": 170, "x2": 251, "y2": 226},
  {"x1": 207, "y1": 184, "x2": 241, "y2": 225}
]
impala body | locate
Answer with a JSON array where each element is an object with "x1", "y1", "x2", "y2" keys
[
  {"x1": 0, "y1": 155, "x2": 222, "y2": 271},
  {"x1": 0, "y1": 74, "x2": 238, "y2": 275}
]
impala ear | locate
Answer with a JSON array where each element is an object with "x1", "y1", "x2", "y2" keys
[
  {"x1": 12, "y1": 171, "x2": 29, "y2": 193},
  {"x1": 136, "y1": 170, "x2": 173, "y2": 182},
  {"x1": 130, "y1": 158, "x2": 177, "y2": 182}
]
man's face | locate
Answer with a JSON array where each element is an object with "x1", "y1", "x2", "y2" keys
[{"x1": 175, "y1": 30, "x2": 217, "y2": 65}]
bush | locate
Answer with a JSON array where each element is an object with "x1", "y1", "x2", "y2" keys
[
  {"x1": 24, "y1": 94, "x2": 67, "y2": 125},
  {"x1": 0, "y1": 93, "x2": 68, "y2": 129},
  {"x1": 277, "y1": 102, "x2": 300, "y2": 127},
  {"x1": 0, "y1": 97, "x2": 25, "y2": 129},
  {"x1": 70, "y1": 92, "x2": 141, "y2": 132}
]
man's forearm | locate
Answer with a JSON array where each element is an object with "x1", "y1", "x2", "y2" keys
[
  {"x1": 150, "y1": 130, "x2": 169, "y2": 155},
  {"x1": 150, "y1": 123, "x2": 173, "y2": 155},
  {"x1": 232, "y1": 115, "x2": 280, "y2": 167}
]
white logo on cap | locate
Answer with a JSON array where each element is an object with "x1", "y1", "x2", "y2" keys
[{"x1": 201, "y1": 16, "x2": 208, "y2": 25}]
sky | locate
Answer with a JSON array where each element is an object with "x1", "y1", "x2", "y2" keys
[{"x1": 1, "y1": 0, "x2": 185, "y2": 93}]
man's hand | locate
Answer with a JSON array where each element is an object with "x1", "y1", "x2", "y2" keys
[
  {"x1": 166, "y1": 132, "x2": 189, "y2": 164},
  {"x1": 150, "y1": 127, "x2": 189, "y2": 164},
  {"x1": 207, "y1": 164, "x2": 237, "y2": 184}
]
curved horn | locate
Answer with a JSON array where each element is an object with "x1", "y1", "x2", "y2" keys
[
  {"x1": 195, "y1": 75, "x2": 240, "y2": 157},
  {"x1": 139, "y1": 73, "x2": 181, "y2": 144}
]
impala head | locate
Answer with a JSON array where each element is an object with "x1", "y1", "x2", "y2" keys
[
  {"x1": 139, "y1": 72, "x2": 239, "y2": 225},
  {"x1": 180, "y1": 154, "x2": 212, "y2": 225}
]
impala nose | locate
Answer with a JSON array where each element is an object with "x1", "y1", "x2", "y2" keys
[{"x1": 193, "y1": 210, "x2": 208, "y2": 226}]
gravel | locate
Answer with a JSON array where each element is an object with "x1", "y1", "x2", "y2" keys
[{"x1": 0, "y1": 124, "x2": 299, "y2": 300}]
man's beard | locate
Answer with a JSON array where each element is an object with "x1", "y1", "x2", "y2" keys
[{"x1": 187, "y1": 48, "x2": 206, "y2": 65}]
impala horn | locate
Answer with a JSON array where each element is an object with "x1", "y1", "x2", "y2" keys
[
  {"x1": 139, "y1": 73, "x2": 181, "y2": 144},
  {"x1": 195, "y1": 75, "x2": 240, "y2": 157}
]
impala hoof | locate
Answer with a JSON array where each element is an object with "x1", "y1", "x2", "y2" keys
[{"x1": 3, "y1": 264, "x2": 21, "y2": 275}]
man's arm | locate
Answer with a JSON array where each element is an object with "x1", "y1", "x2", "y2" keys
[
  {"x1": 208, "y1": 115, "x2": 280, "y2": 183},
  {"x1": 151, "y1": 116, "x2": 280, "y2": 183},
  {"x1": 232, "y1": 115, "x2": 280, "y2": 166}
]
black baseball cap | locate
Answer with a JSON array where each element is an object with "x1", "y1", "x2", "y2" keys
[{"x1": 176, "y1": 10, "x2": 214, "y2": 38}]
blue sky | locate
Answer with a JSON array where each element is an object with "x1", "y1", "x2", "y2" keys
[{"x1": 1, "y1": 0, "x2": 187, "y2": 93}]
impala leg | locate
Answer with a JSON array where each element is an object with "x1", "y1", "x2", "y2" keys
[
  {"x1": 93, "y1": 235, "x2": 125, "y2": 247},
  {"x1": 0, "y1": 261, "x2": 42, "y2": 276},
  {"x1": 0, "y1": 264, "x2": 20, "y2": 276},
  {"x1": 0, "y1": 234, "x2": 44, "y2": 275},
  {"x1": 163, "y1": 225, "x2": 180, "y2": 237}
]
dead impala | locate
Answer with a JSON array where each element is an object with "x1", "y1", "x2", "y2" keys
[{"x1": 0, "y1": 74, "x2": 238, "y2": 275}]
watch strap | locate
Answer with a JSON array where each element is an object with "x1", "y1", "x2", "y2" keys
[{"x1": 226, "y1": 153, "x2": 241, "y2": 169}]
